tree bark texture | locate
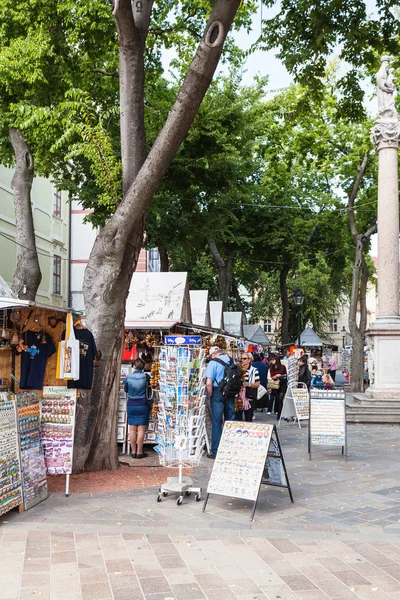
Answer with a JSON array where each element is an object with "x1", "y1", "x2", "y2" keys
[
  {"x1": 207, "y1": 238, "x2": 232, "y2": 311},
  {"x1": 158, "y1": 247, "x2": 169, "y2": 272},
  {"x1": 113, "y1": 0, "x2": 154, "y2": 193},
  {"x1": 279, "y1": 266, "x2": 290, "y2": 345},
  {"x1": 347, "y1": 153, "x2": 376, "y2": 393},
  {"x1": 77, "y1": 0, "x2": 242, "y2": 472},
  {"x1": 9, "y1": 128, "x2": 42, "y2": 301},
  {"x1": 232, "y1": 279, "x2": 246, "y2": 323}
]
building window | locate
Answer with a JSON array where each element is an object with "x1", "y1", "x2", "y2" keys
[
  {"x1": 263, "y1": 319, "x2": 272, "y2": 333},
  {"x1": 53, "y1": 255, "x2": 61, "y2": 295},
  {"x1": 329, "y1": 319, "x2": 338, "y2": 333},
  {"x1": 53, "y1": 190, "x2": 62, "y2": 217}
]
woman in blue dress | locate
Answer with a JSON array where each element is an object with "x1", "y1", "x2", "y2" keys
[{"x1": 124, "y1": 358, "x2": 150, "y2": 459}]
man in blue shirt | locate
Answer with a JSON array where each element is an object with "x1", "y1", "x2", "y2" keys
[{"x1": 205, "y1": 346, "x2": 235, "y2": 459}]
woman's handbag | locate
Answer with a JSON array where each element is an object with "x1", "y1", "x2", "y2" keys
[
  {"x1": 257, "y1": 384, "x2": 268, "y2": 400},
  {"x1": 267, "y1": 378, "x2": 280, "y2": 390},
  {"x1": 245, "y1": 385, "x2": 258, "y2": 401}
]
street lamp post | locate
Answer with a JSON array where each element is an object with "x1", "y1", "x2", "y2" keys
[
  {"x1": 293, "y1": 288, "x2": 305, "y2": 347},
  {"x1": 341, "y1": 326, "x2": 347, "y2": 349}
]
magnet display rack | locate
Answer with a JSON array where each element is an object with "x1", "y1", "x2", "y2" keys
[
  {"x1": 155, "y1": 338, "x2": 207, "y2": 505},
  {"x1": 17, "y1": 392, "x2": 48, "y2": 510},
  {"x1": 0, "y1": 392, "x2": 23, "y2": 515}
]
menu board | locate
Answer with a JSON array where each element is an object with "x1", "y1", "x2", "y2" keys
[
  {"x1": 17, "y1": 392, "x2": 48, "y2": 510},
  {"x1": 207, "y1": 422, "x2": 273, "y2": 501},
  {"x1": 292, "y1": 388, "x2": 309, "y2": 419},
  {"x1": 40, "y1": 387, "x2": 77, "y2": 474},
  {"x1": 310, "y1": 389, "x2": 346, "y2": 448},
  {"x1": 0, "y1": 393, "x2": 23, "y2": 515}
]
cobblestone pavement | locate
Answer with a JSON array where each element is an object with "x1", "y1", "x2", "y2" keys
[{"x1": 3, "y1": 420, "x2": 400, "y2": 600}]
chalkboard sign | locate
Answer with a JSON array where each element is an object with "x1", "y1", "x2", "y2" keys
[
  {"x1": 280, "y1": 384, "x2": 309, "y2": 428},
  {"x1": 309, "y1": 389, "x2": 347, "y2": 460},
  {"x1": 203, "y1": 423, "x2": 293, "y2": 521}
]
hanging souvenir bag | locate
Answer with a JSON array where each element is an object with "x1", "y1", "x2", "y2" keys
[{"x1": 56, "y1": 313, "x2": 80, "y2": 380}]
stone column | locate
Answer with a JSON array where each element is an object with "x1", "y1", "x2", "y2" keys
[
  {"x1": 366, "y1": 56, "x2": 400, "y2": 399},
  {"x1": 372, "y1": 125, "x2": 400, "y2": 319}
]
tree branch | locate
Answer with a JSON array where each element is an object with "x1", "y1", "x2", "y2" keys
[
  {"x1": 91, "y1": 68, "x2": 119, "y2": 78},
  {"x1": 348, "y1": 152, "x2": 369, "y2": 238}
]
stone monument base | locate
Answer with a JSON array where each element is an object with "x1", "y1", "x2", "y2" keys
[
  {"x1": 347, "y1": 394, "x2": 400, "y2": 423},
  {"x1": 364, "y1": 319, "x2": 400, "y2": 399}
]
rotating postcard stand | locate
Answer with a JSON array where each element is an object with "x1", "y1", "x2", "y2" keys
[{"x1": 155, "y1": 338, "x2": 207, "y2": 505}]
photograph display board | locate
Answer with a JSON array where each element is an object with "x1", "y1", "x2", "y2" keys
[
  {"x1": 309, "y1": 389, "x2": 347, "y2": 460},
  {"x1": 17, "y1": 392, "x2": 48, "y2": 510},
  {"x1": 40, "y1": 387, "x2": 77, "y2": 474},
  {"x1": 205, "y1": 423, "x2": 293, "y2": 520},
  {"x1": 0, "y1": 393, "x2": 23, "y2": 515}
]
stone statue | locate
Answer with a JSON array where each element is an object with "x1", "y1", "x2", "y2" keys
[{"x1": 376, "y1": 55, "x2": 397, "y2": 118}]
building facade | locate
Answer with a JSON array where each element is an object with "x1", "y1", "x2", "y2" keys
[{"x1": 0, "y1": 165, "x2": 70, "y2": 307}]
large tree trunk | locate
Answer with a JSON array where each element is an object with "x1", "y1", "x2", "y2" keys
[
  {"x1": 158, "y1": 247, "x2": 169, "y2": 272},
  {"x1": 279, "y1": 266, "x2": 290, "y2": 345},
  {"x1": 232, "y1": 279, "x2": 247, "y2": 323},
  {"x1": 347, "y1": 153, "x2": 376, "y2": 393},
  {"x1": 9, "y1": 128, "x2": 41, "y2": 300},
  {"x1": 207, "y1": 238, "x2": 232, "y2": 310},
  {"x1": 75, "y1": 0, "x2": 242, "y2": 472}
]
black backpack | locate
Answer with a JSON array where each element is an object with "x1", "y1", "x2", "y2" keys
[{"x1": 212, "y1": 357, "x2": 243, "y2": 398}]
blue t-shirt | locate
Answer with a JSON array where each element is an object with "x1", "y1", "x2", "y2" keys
[{"x1": 204, "y1": 354, "x2": 232, "y2": 388}]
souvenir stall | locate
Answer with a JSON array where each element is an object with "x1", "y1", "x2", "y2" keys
[
  {"x1": 0, "y1": 292, "x2": 97, "y2": 513},
  {"x1": 243, "y1": 324, "x2": 271, "y2": 354}
]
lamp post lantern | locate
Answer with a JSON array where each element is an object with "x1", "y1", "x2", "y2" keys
[
  {"x1": 341, "y1": 326, "x2": 347, "y2": 349},
  {"x1": 293, "y1": 288, "x2": 305, "y2": 347}
]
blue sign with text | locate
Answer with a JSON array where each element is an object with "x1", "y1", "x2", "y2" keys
[{"x1": 165, "y1": 335, "x2": 202, "y2": 346}]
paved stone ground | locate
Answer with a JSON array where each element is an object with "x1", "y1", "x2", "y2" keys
[{"x1": 3, "y1": 418, "x2": 400, "y2": 600}]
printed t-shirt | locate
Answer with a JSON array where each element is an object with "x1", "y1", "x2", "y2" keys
[
  {"x1": 20, "y1": 331, "x2": 56, "y2": 390},
  {"x1": 204, "y1": 354, "x2": 232, "y2": 388},
  {"x1": 68, "y1": 328, "x2": 97, "y2": 390}
]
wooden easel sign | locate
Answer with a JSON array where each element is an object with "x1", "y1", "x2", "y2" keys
[
  {"x1": 308, "y1": 389, "x2": 348, "y2": 461},
  {"x1": 202, "y1": 422, "x2": 293, "y2": 521}
]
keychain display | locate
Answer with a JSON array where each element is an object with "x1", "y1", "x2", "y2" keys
[
  {"x1": 17, "y1": 392, "x2": 48, "y2": 510},
  {"x1": 0, "y1": 392, "x2": 23, "y2": 515}
]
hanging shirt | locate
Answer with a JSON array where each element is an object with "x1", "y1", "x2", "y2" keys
[
  {"x1": 67, "y1": 328, "x2": 97, "y2": 390},
  {"x1": 20, "y1": 331, "x2": 56, "y2": 390}
]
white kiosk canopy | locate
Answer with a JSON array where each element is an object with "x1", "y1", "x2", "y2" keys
[{"x1": 189, "y1": 290, "x2": 211, "y2": 328}]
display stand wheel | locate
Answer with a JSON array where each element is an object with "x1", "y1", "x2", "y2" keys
[
  {"x1": 176, "y1": 496, "x2": 183, "y2": 506},
  {"x1": 195, "y1": 493, "x2": 202, "y2": 502},
  {"x1": 157, "y1": 494, "x2": 162, "y2": 503}
]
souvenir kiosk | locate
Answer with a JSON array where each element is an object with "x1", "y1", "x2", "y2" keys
[{"x1": 0, "y1": 282, "x2": 96, "y2": 515}]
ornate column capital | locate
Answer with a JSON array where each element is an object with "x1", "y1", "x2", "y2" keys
[{"x1": 371, "y1": 117, "x2": 400, "y2": 150}]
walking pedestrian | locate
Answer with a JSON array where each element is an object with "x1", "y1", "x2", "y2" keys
[
  {"x1": 124, "y1": 358, "x2": 151, "y2": 459},
  {"x1": 204, "y1": 346, "x2": 235, "y2": 459},
  {"x1": 298, "y1": 356, "x2": 312, "y2": 390},
  {"x1": 267, "y1": 356, "x2": 287, "y2": 418},
  {"x1": 235, "y1": 353, "x2": 260, "y2": 422},
  {"x1": 328, "y1": 356, "x2": 337, "y2": 382},
  {"x1": 251, "y1": 353, "x2": 268, "y2": 412}
]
